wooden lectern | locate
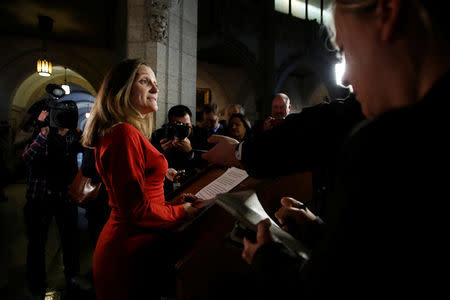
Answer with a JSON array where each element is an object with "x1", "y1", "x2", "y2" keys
[{"x1": 166, "y1": 166, "x2": 313, "y2": 300}]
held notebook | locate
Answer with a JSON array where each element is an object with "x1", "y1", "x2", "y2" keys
[{"x1": 216, "y1": 189, "x2": 310, "y2": 261}]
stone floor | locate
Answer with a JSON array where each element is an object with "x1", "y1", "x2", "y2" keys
[{"x1": 1, "y1": 182, "x2": 96, "y2": 300}]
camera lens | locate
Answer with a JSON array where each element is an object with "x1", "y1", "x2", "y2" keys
[{"x1": 174, "y1": 122, "x2": 190, "y2": 140}]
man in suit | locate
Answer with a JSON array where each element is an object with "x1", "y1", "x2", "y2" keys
[{"x1": 194, "y1": 103, "x2": 226, "y2": 151}]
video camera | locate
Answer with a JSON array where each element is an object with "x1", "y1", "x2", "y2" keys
[
  {"x1": 163, "y1": 121, "x2": 191, "y2": 141},
  {"x1": 271, "y1": 118, "x2": 284, "y2": 127},
  {"x1": 34, "y1": 84, "x2": 78, "y2": 129},
  {"x1": 48, "y1": 100, "x2": 78, "y2": 129}
]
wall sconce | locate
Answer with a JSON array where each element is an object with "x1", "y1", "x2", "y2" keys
[
  {"x1": 37, "y1": 58, "x2": 52, "y2": 77},
  {"x1": 61, "y1": 67, "x2": 70, "y2": 94}
]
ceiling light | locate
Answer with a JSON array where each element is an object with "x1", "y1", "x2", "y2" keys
[
  {"x1": 37, "y1": 58, "x2": 52, "y2": 77},
  {"x1": 36, "y1": 16, "x2": 54, "y2": 77}
]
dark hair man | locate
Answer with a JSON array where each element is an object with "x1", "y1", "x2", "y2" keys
[{"x1": 152, "y1": 105, "x2": 207, "y2": 194}]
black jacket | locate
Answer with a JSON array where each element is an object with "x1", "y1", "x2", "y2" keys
[
  {"x1": 242, "y1": 96, "x2": 365, "y2": 215},
  {"x1": 151, "y1": 127, "x2": 208, "y2": 177},
  {"x1": 46, "y1": 128, "x2": 82, "y2": 191},
  {"x1": 242, "y1": 96, "x2": 365, "y2": 178}
]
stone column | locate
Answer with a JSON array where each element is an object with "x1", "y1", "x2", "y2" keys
[{"x1": 127, "y1": 0, "x2": 198, "y2": 129}]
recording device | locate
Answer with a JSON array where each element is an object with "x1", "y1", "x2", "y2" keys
[
  {"x1": 33, "y1": 84, "x2": 78, "y2": 129},
  {"x1": 271, "y1": 118, "x2": 284, "y2": 127},
  {"x1": 24, "y1": 84, "x2": 78, "y2": 133},
  {"x1": 46, "y1": 83, "x2": 65, "y2": 98},
  {"x1": 164, "y1": 121, "x2": 191, "y2": 140},
  {"x1": 48, "y1": 100, "x2": 78, "y2": 129}
]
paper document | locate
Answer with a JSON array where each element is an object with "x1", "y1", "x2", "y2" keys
[{"x1": 195, "y1": 167, "x2": 248, "y2": 200}]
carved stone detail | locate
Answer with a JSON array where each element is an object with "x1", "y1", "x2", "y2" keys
[{"x1": 146, "y1": 0, "x2": 173, "y2": 44}]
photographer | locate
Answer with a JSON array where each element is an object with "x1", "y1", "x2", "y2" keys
[
  {"x1": 151, "y1": 105, "x2": 207, "y2": 193},
  {"x1": 253, "y1": 93, "x2": 291, "y2": 135},
  {"x1": 22, "y1": 100, "x2": 83, "y2": 299}
]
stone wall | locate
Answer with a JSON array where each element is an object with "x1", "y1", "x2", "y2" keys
[{"x1": 127, "y1": 0, "x2": 198, "y2": 129}]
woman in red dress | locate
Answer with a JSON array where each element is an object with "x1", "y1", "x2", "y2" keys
[{"x1": 82, "y1": 59, "x2": 198, "y2": 299}]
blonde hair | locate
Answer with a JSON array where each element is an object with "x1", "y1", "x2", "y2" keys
[
  {"x1": 328, "y1": 0, "x2": 445, "y2": 48},
  {"x1": 82, "y1": 59, "x2": 153, "y2": 148},
  {"x1": 332, "y1": 0, "x2": 376, "y2": 13},
  {"x1": 327, "y1": 0, "x2": 377, "y2": 49}
]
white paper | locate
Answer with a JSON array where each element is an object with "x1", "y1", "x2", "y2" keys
[{"x1": 195, "y1": 167, "x2": 249, "y2": 200}]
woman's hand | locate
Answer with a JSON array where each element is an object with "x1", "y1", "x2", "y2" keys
[
  {"x1": 183, "y1": 202, "x2": 199, "y2": 219},
  {"x1": 181, "y1": 193, "x2": 198, "y2": 203},
  {"x1": 180, "y1": 193, "x2": 214, "y2": 209},
  {"x1": 242, "y1": 219, "x2": 274, "y2": 264},
  {"x1": 166, "y1": 168, "x2": 178, "y2": 182}
]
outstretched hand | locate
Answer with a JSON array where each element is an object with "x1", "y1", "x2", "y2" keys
[
  {"x1": 201, "y1": 135, "x2": 241, "y2": 167},
  {"x1": 38, "y1": 110, "x2": 49, "y2": 121}
]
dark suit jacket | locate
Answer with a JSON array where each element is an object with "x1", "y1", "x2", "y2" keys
[
  {"x1": 242, "y1": 97, "x2": 365, "y2": 215},
  {"x1": 242, "y1": 97, "x2": 364, "y2": 178}
]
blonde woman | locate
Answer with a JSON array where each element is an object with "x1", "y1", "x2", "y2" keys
[
  {"x1": 240, "y1": 0, "x2": 450, "y2": 298},
  {"x1": 82, "y1": 59, "x2": 198, "y2": 300}
]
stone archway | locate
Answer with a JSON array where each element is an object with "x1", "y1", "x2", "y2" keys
[
  {"x1": 11, "y1": 65, "x2": 96, "y2": 133},
  {"x1": 0, "y1": 46, "x2": 108, "y2": 126},
  {"x1": 0, "y1": 48, "x2": 103, "y2": 180}
]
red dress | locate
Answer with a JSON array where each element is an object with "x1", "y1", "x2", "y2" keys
[{"x1": 93, "y1": 123, "x2": 186, "y2": 300}]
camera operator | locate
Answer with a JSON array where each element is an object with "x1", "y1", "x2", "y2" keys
[
  {"x1": 22, "y1": 100, "x2": 83, "y2": 299},
  {"x1": 151, "y1": 105, "x2": 207, "y2": 194}
]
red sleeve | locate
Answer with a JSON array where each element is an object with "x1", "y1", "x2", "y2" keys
[{"x1": 100, "y1": 124, "x2": 186, "y2": 228}]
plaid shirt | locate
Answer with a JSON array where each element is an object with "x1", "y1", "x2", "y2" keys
[{"x1": 23, "y1": 133, "x2": 48, "y2": 202}]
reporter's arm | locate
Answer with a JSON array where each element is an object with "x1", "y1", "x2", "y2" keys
[{"x1": 201, "y1": 135, "x2": 240, "y2": 167}]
